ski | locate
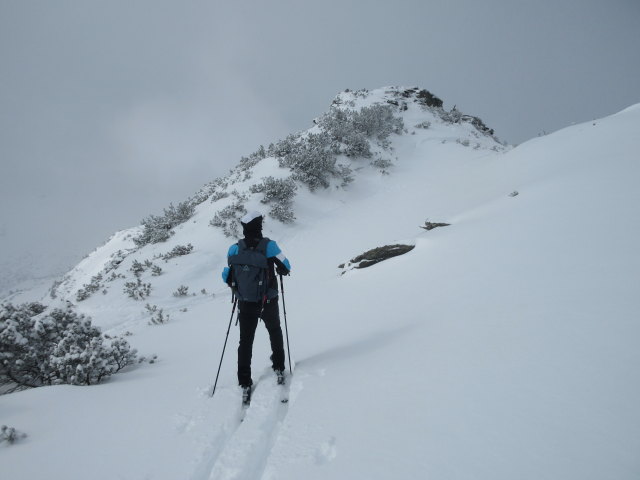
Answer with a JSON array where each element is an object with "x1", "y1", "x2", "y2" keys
[
  {"x1": 242, "y1": 385, "x2": 252, "y2": 407},
  {"x1": 277, "y1": 371, "x2": 289, "y2": 403}
]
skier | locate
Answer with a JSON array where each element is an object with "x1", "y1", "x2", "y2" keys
[{"x1": 221, "y1": 211, "x2": 291, "y2": 405}]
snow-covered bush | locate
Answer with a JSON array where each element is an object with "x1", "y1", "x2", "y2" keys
[
  {"x1": 210, "y1": 201, "x2": 247, "y2": 238},
  {"x1": 279, "y1": 133, "x2": 346, "y2": 191},
  {"x1": 415, "y1": 121, "x2": 431, "y2": 129},
  {"x1": 317, "y1": 104, "x2": 404, "y2": 156},
  {"x1": 129, "y1": 259, "x2": 162, "y2": 277},
  {"x1": 76, "y1": 273, "x2": 104, "y2": 302},
  {"x1": 145, "y1": 304, "x2": 169, "y2": 325},
  {"x1": 134, "y1": 201, "x2": 196, "y2": 247},
  {"x1": 173, "y1": 285, "x2": 189, "y2": 297},
  {"x1": 0, "y1": 425, "x2": 26, "y2": 445},
  {"x1": 0, "y1": 302, "x2": 137, "y2": 392},
  {"x1": 124, "y1": 279, "x2": 151, "y2": 300},
  {"x1": 130, "y1": 260, "x2": 145, "y2": 277},
  {"x1": 250, "y1": 177, "x2": 297, "y2": 223},
  {"x1": 211, "y1": 191, "x2": 229, "y2": 202},
  {"x1": 160, "y1": 244, "x2": 194, "y2": 261},
  {"x1": 104, "y1": 250, "x2": 130, "y2": 275},
  {"x1": 371, "y1": 158, "x2": 393, "y2": 174}
]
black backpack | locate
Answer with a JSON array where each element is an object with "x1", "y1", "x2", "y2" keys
[{"x1": 228, "y1": 238, "x2": 276, "y2": 303}]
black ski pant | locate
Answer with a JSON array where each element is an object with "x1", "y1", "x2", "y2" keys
[{"x1": 237, "y1": 298, "x2": 285, "y2": 387}]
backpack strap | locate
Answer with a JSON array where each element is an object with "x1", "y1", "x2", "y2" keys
[{"x1": 255, "y1": 237, "x2": 270, "y2": 255}]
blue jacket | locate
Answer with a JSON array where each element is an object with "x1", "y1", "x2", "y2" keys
[{"x1": 221, "y1": 239, "x2": 291, "y2": 284}]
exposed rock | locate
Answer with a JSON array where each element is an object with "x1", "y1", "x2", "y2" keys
[
  {"x1": 420, "y1": 221, "x2": 451, "y2": 231},
  {"x1": 339, "y1": 244, "x2": 415, "y2": 272}
]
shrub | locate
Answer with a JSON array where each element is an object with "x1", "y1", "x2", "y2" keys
[
  {"x1": 0, "y1": 302, "x2": 137, "y2": 392},
  {"x1": 210, "y1": 201, "x2": 248, "y2": 238},
  {"x1": 279, "y1": 133, "x2": 339, "y2": 191},
  {"x1": 134, "y1": 201, "x2": 196, "y2": 247},
  {"x1": 160, "y1": 244, "x2": 194, "y2": 262},
  {"x1": 317, "y1": 104, "x2": 403, "y2": 157},
  {"x1": 76, "y1": 273, "x2": 104, "y2": 302},
  {"x1": 371, "y1": 158, "x2": 393, "y2": 173},
  {"x1": 250, "y1": 177, "x2": 297, "y2": 223},
  {"x1": 145, "y1": 304, "x2": 169, "y2": 325},
  {"x1": 0, "y1": 425, "x2": 26, "y2": 445},
  {"x1": 173, "y1": 285, "x2": 189, "y2": 297},
  {"x1": 124, "y1": 279, "x2": 151, "y2": 300},
  {"x1": 130, "y1": 260, "x2": 145, "y2": 277}
]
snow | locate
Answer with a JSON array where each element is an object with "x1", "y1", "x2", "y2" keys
[{"x1": 2, "y1": 90, "x2": 639, "y2": 479}]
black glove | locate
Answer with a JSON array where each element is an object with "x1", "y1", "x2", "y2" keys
[{"x1": 276, "y1": 266, "x2": 290, "y2": 276}]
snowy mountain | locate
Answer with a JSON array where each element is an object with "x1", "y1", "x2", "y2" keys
[{"x1": 2, "y1": 88, "x2": 639, "y2": 480}]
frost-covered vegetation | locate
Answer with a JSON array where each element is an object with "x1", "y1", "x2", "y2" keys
[
  {"x1": 145, "y1": 304, "x2": 169, "y2": 325},
  {"x1": 126, "y1": 87, "x2": 500, "y2": 241},
  {"x1": 0, "y1": 425, "x2": 26, "y2": 445},
  {"x1": 134, "y1": 201, "x2": 196, "y2": 247},
  {"x1": 250, "y1": 176, "x2": 297, "y2": 223},
  {"x1": 173, "y1": 285, "x2": 190, "y2": 297},
  {"x1": 124, "y1": 278, "x2": 152, "y2": 300},
  {"x1": 0, "y1": 302, "x2": 137, "y2": 392},
  {"x1": 159, "y1": 244, "x2": 194, "y2": 262}
]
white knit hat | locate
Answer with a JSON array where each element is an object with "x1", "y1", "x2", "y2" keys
[{"x1": 240, "y1": 211, "x2": 263, "y2": 224}]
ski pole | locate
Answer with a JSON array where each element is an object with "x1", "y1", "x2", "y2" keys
[
  {"x1": 211, "y1": 297, "x2": 238, "y2": 397},
  {"x1": 279, "y1": 274, "x2": 293, "y2": 375}
]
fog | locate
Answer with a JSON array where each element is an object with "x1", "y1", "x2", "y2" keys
[{"x1": 1, "y1": 0, "x2": 638, "y2": 292}]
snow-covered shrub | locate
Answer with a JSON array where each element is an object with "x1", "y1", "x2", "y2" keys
[
  {"x1": 130, "y1": 260, "x2": 145, "y2": 277},
  {"x1": 107, "y1": 272, "x2": 125, "y2": 282},
  {"x1": 317, "y1": 104, "x2": 403, "y2": 157},
  {"x1": 250, "y1": 177, "x2": 297, "y2": 223},
  {"x1": 145, "y1": 304, "x2": 169, "y2": 325},
  {"x1": 160, "y1": 244, "x2": 194, "y2": 261},
  {"x1": 279, "y1": 133, "x2": 344, "y2": 191},
  {"x1": 351, "y1": 104, "x2": 404, "y2": 141},
  {"x1": 124, "y1": 279, "x2": 151, "y2": 300},
  {"x1": 210, "y1": 201, "x2": 247, "y2": 238},
  {"x1": 239, "y1": 145, "x2": 267, "y2": 172},
  {"x1": 0, "y1": 302, "x2": 137, "y2": 392},
  {"x1": 441, "y1": 106, "x2": 463, "y2": 124},
  {"x1": 49, "y1": 279, "x2": 63, "y2": 299},
  {"x1": 104, "y1": 250, "x2": 130, "y2": 275},
  {"x1": 173, "y1": 285, "x2": 189, "y2": 297},
  {"x1": 211, "y1": 190, "x2": 229, "y2": 202},
  {"x1": 151, "y1": 265, "x2": 163, "y2": 276},
  {"x1": 134, "y1": 201, "x2": 196, "y2": 247},
  {"x1": 267, "y1": 134, "x2": 301, "y2": 158},
  {"x1": 76, "y1": 273, "x2": 104, "y2": 302},
  {"x1": 371, "y1": 158, "x2": 393, "y2": 174},
  {"x1": 0, "y1": 425, "x2": 26, "y2": 445}
]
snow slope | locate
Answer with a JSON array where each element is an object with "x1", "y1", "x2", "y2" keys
[{"x1": 2, "y1": 89, "x2": 639, "y2": 480}]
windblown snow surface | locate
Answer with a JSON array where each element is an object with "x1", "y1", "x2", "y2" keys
[{"x1": 2, "y1": 90, "x2": 639, "y2": 480}]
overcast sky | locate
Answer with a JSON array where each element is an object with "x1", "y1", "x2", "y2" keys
[{"x1": 1, "y1": 0, "x2": 639, "y2": 292}]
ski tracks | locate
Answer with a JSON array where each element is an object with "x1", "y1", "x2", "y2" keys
[{"x1": 198, "y1": 370, "x2": 296, "y2": 480}]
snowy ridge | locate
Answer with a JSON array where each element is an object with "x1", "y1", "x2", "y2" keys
[{"x1": 2, "y1": 91, "x2": 640, "y2": 480}]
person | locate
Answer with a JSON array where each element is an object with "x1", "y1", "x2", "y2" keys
[{"x1": 221, "y1": 211, "x2": 291, "y2": 402}]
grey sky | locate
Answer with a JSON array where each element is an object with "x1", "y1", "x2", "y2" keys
[{"x1": 1, "y1": 0, "x2": 639, "y2": 292}]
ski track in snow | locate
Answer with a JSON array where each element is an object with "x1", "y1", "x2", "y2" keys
[{"x1": 194, "y1": 369, "x2": 295, "y2": 480}]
